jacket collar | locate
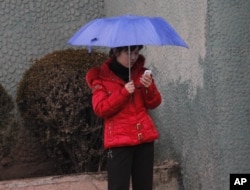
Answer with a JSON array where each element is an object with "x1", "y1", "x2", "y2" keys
[{"x1": 100, "y1": 55, "x2": 145, "y2": 82}]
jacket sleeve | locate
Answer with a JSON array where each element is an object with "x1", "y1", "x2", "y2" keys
[
  {"x1": 141, "y1": 80, "x2": 162, "y2": 109},
  {"x1": 91, "y1": 79, "x2": 131, "y2": 118}
]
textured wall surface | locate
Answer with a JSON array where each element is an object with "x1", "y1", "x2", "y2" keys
[
  {"x1": 104, "y1": 1, "x2": 250, "y2": 190},
  {"x1": 0, "y1": 0, "x2": 104, "y2": 97},
  {"x1": 204, "y1": 1, "x2": 250, "y2": 189}
]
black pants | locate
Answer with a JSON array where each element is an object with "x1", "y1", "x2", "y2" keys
[{"x1": 107, "y1": 142, "x2": 154, "y2": 190}]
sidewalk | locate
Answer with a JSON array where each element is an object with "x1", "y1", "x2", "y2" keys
[
  {"x1": 0, "y1": 160, "x2": 179, "y2": 190},
  {"x1": 0, "y1": 173, "x2": 107, "y2": 190}
]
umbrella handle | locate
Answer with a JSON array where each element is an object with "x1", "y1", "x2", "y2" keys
[{"x1": 128, "y1": 46, "x2": 131, "y2": 81}]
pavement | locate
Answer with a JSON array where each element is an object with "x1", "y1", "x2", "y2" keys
[
  {"x1": 0, "y1": 172, "x2": 108, "y2": 190},
  {"x1": 0, "y1": 160, "x2": 180, "y2": 190}
]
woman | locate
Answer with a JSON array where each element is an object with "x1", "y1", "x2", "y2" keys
[{"x1": 86, "y1": 45, "x2": 162, "y2": 190}]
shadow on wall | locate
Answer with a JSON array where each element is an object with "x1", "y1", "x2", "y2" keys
[
  {"x1": 153, "y1": 56, "x2": 218, "y2": 190},
  {"x1": 154, "y1": 79, "x2": 196, "y2": 190}
]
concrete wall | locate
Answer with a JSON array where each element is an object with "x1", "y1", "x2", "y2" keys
[
  {"x1": 104, "y1": 1, "x2": 250, "y2": 190},
  {"x1": 0, "y1": 0, "x2": 249, "y2": 190},
  {"x1": 204, "y1": 1, "x2": 250, "y2": 189}
]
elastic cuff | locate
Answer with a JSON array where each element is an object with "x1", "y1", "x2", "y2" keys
[{"x1": 121, "y1": 87, "x2": 130, "y2": 96}]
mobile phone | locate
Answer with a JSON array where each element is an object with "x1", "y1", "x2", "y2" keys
[{"x1": 144, "y1": 70, "x2": 152, "y2": 76}]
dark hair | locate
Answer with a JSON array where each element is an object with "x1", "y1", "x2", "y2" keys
[{"x1": 109, "y1": 45, "x2": 143, "y2": 57}]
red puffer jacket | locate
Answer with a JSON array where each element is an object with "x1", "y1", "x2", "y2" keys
[{"x1": 86, "y1": 55, "x2": 162, "y2": 149}]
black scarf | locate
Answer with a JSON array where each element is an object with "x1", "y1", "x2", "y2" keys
[{"x1": 109, "y1": 60, "x2": 129, "y2": 82}]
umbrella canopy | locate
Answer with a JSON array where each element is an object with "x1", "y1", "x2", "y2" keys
[{"x1": 68, "y1": 14, "x2": 188, "y2": 48}]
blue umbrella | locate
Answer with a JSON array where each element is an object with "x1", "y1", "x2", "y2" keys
[
  {"x1": 68, "y1": 14, "x2": 188, "y2": 80},
  {"x1": 68, "y1": 14, "x2": 188, "y2": 48}
]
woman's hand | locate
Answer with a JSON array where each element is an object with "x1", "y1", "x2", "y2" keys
[
  {"x1": 140, "y1": 74, "x2": 152, "y2": 88},
  {"x1": 125, "y1": 81, "x2": 135, "y2": 94}
]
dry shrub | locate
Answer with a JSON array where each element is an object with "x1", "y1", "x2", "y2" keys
[{"x1": 16, "y1": 48, "x2": 108, "y2": 174}]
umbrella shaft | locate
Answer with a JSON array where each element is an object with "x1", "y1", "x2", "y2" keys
[{"x1": 128, "y1": 46, "x2": 131, "y2": 81}]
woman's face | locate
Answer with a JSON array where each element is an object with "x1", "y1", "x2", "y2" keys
[{"x1": 116, "y1": 47, "x2": 140, "y2": 68}]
